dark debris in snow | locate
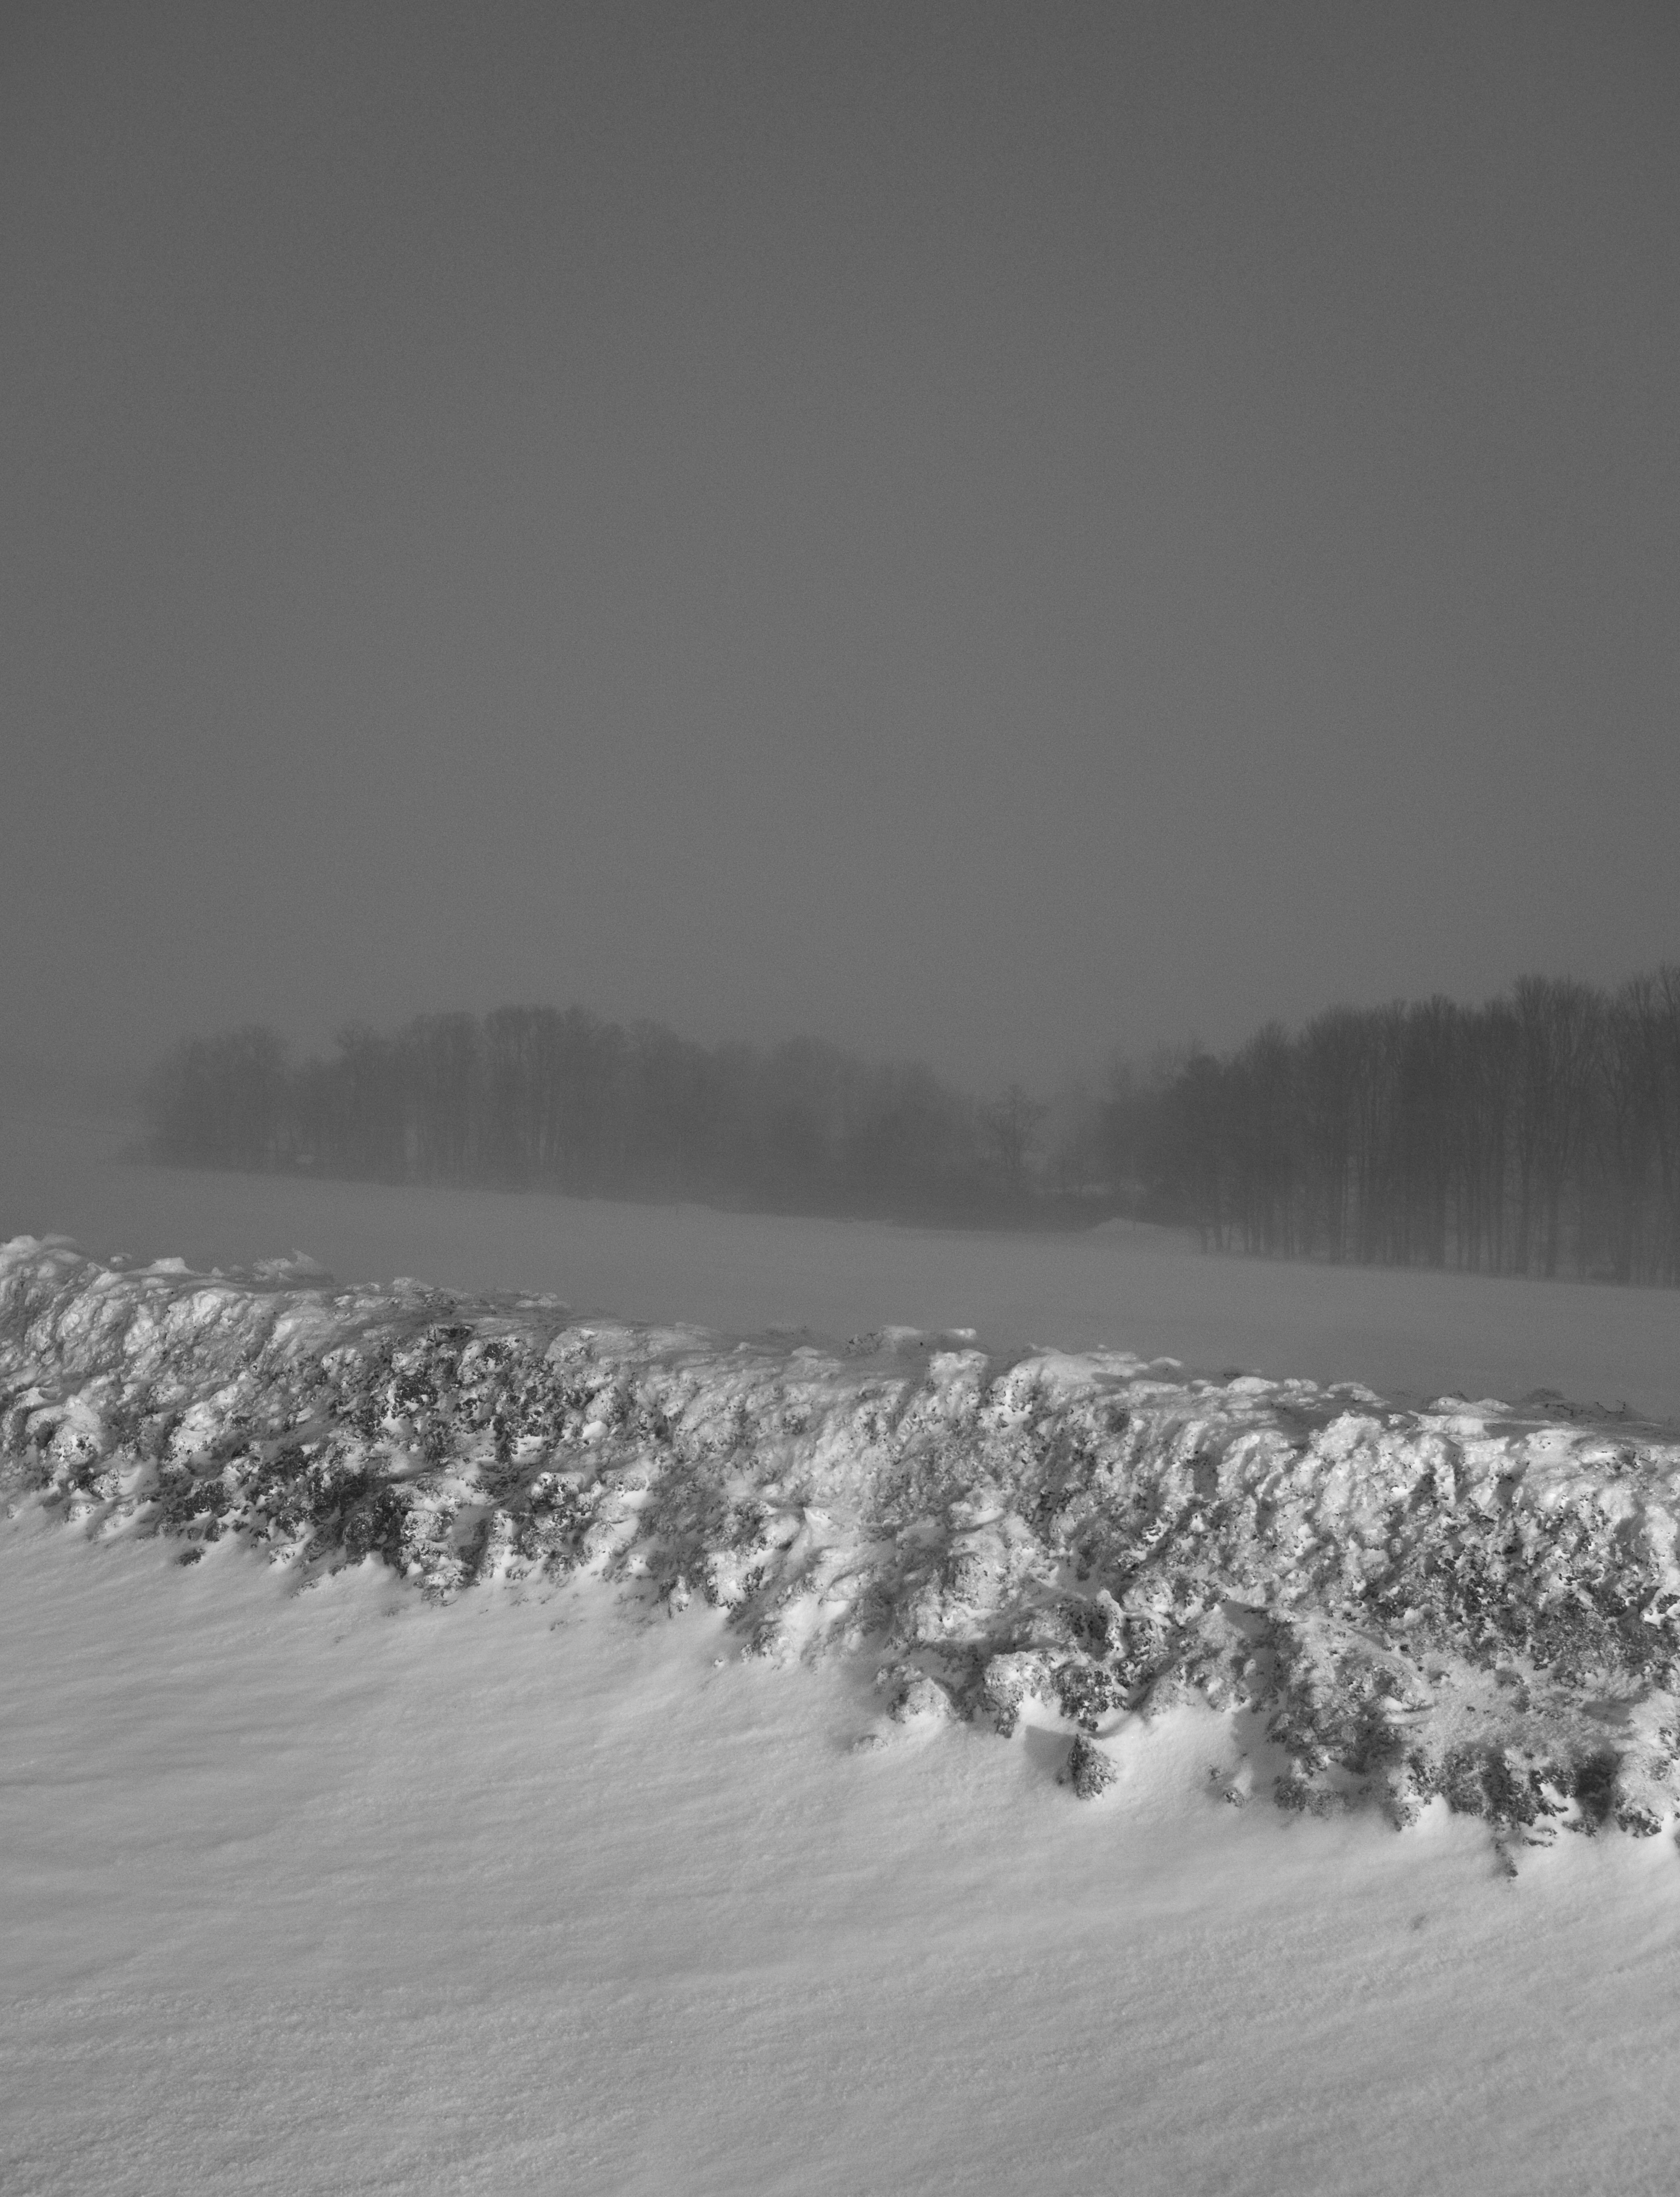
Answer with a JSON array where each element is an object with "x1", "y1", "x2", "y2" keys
[{"x1": 4, "y1": 1235, "x2": 1679, "y2": 1850}]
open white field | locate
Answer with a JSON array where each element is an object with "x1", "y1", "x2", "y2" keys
[{"x1": 5, "y1": 1112, "x2": 1680, "y2": 2194}]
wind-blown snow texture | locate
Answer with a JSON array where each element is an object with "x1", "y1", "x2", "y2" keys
[{"x1": 4, "y1": 1235, "x2": 1677, "y2": 1851}]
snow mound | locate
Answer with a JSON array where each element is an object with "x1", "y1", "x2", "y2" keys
[{"x1": 4, "y1": 1234, "x2": 1678, "y2": 1849}]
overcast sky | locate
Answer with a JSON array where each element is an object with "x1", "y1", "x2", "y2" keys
[{"x1": 5, "y1": 1, "x2": 1678, "y2": 1094}]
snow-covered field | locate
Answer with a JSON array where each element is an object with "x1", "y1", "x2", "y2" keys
[
  {"x1": 5, "y1": 1114, "x2": 1680, "y2": 2194},
  {"x1": 7, "y1": 1109, "x2": 1680, "y2": 1418}
]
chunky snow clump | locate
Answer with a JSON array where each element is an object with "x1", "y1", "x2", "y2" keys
[{"x1": 4, "y1": 1235, "x2": 1678, "y2": 1848}]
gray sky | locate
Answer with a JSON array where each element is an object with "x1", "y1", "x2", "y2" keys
[{"x1": 5, "y1": 0, "x2": 1678, "y2": 1095}]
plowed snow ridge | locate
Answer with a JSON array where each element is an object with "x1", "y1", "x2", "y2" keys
[{"x1": 4, "y1": 1233, "x2": 1677, "y2": 1850}]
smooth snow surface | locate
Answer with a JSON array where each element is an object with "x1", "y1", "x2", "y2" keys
[{"x1": 4, "y1": 1520, "x2": 1680, "y2": 2197}]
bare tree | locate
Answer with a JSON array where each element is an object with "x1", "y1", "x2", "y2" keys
[{"x1": 981, "y1": 1083, "x2": 1047, "y2": 1200}]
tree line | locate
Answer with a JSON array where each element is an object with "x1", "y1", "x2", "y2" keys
[
  {"x1": 147, "y1": 967, "x2": 1680, "y2": 1283},
  {"x1": 1116, "y1": 970, "x2": 1680, "y2": 1285},
  {"x1": 145, "y1": 1007, "x2": 1069, "y2": 1224}
]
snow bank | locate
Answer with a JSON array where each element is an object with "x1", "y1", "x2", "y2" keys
[{"x1": 4, "y1": 1234, "x2": 1677, "y2": 1852}]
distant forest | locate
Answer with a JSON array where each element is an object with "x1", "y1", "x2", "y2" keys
[
  {"x1": 1107, "y1": 970, "x2": 1680, "y2": 1287},
  {"x1": 150, "y1": 967, "x2": 1680, "y2": 1283},
  {"x1": 145, "y1": 1008, "x2": 1074, "y2": 1227}
]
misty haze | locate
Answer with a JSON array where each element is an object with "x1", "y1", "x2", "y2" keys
[{"x1": 5, "y1": 6, "x2": 1680, "y2": 2195}]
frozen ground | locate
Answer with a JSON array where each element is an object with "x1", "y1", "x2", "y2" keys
[{"x1": 5, "y1": 1114, "x2": 1680, "y2": 2193}]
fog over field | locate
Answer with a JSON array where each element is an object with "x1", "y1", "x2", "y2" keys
[
  {"x1": 4, "y1": 3, "x2": 1679, "y2": 1102},
  {"x1": 8, "y1": 1111, "x2": 1680, "y2": 1419},
  {"x1": 6, "y1": 3, "x2": 1680, "y2": 2191}
]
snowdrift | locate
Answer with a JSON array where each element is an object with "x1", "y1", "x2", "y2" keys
[{"x1": 4, "y1": 1234, "x2": 1677, "y2": 1852}]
